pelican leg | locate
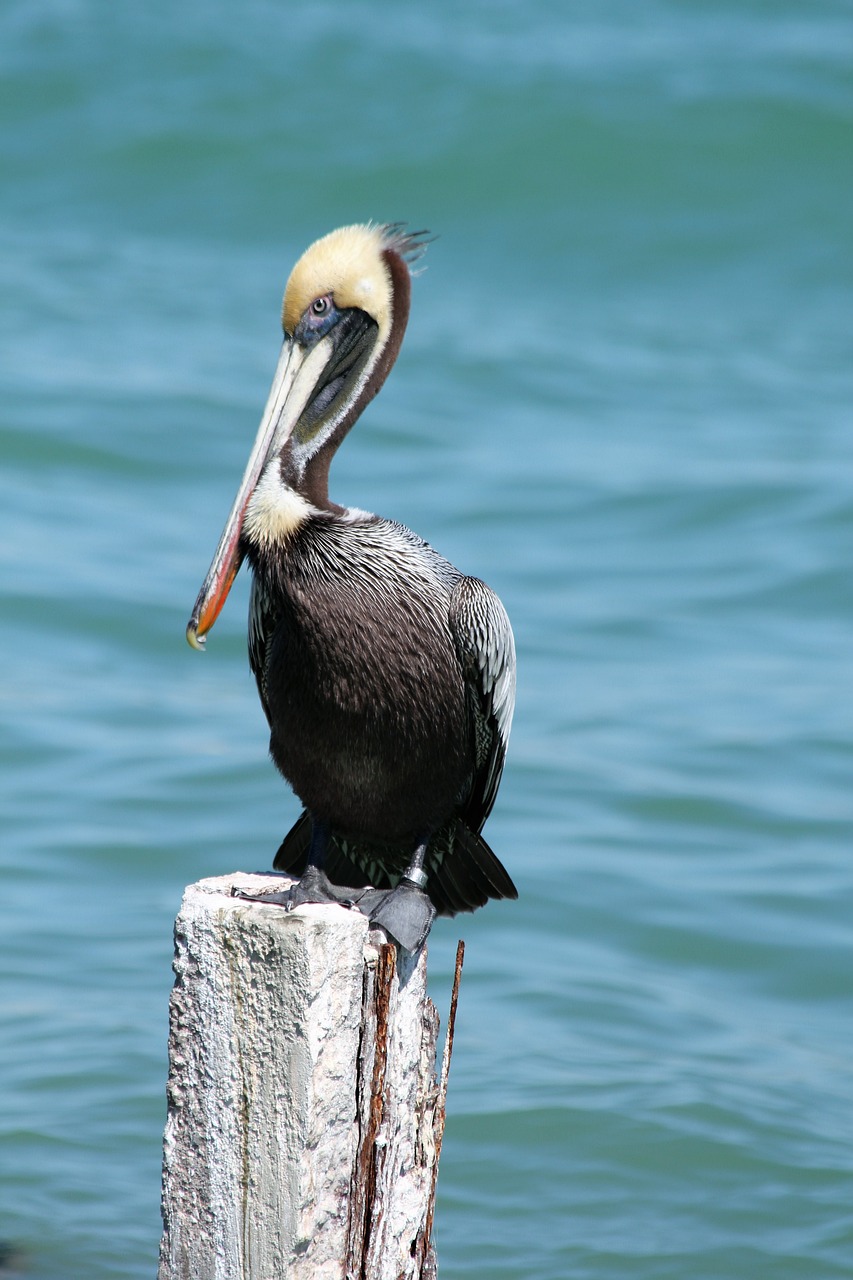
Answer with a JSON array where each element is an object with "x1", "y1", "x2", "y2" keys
[
  {"x1": 367, "y1": 839, "x2": 436, "y2": 953},
  {"x1": 237, "y1": 817, "x2": 370, "y2": 912},
  {"x1": 282, "y1": 817, "x2": 372, "y2": 909}
]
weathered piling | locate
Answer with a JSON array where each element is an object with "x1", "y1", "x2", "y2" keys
[{"x1": 158, "y1": 872, "x2": 460, "y2": 1280}]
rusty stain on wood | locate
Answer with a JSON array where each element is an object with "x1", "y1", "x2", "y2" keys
[
  {"x1": 346, "y1": 938, "x2": 464, "y2": 1279},
  {"x1": 361, "y1": 943, "x2": 396, "y2": 1273},
  {"x1": 346, "y1": 941, "x2": 396, "y2": 1278},
  {"x1": 410, "y1": 938, "x2": 465, "y2": 1277}
]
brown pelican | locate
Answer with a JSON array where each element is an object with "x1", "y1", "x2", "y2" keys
[{"x1": 187, "y1": 223, "x2": 516, "y2": 950}]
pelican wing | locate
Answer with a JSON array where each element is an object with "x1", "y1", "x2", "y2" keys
[
  {"x1": 248, "y1": 574, "x2": 276, "y2": 726},
  {"x1": 449, "y1": 576, "x2": 516, "y2": 832}
]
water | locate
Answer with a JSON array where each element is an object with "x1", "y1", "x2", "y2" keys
[{"x1": 1, "y1": 3, "x2": 851, "y2": 1276}]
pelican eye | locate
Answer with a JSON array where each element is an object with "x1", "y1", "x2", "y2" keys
[{"x1": 296, "y1": 294, "x2": 338, "y2": 347}]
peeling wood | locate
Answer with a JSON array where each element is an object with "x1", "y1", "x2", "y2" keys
[{"x1": 159, "y1": 874, "x2": 463, "y2": 1280}]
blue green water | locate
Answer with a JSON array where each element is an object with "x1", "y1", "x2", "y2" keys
[{"x1": 2, "y1": 3, "x2": 852, "y2": 1277}]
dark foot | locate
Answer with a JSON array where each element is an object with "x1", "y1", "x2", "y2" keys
[
  {"x1": 236, "y1": 865, "x2": 364, "y2": 912},
  {"x1": 367, "y1": 878, "x2": 437, "y2": 952}
]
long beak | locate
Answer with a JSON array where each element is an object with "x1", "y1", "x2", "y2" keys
[{"x1": 186, "y1": 336, "x2": 328, "y2": 650}]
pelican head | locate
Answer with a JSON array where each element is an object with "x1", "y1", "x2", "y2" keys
[{"x1": 186, "y1": 222, "x2": 429, "y2": 650}]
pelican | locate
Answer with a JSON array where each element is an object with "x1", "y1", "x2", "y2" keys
[{"x1": 187, "y1": 223, "x2": 516, "y2": 950}]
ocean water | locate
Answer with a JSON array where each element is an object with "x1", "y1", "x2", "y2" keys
[{"x1": 1, "y1": 2, "x2": 851, "y2": 1277}]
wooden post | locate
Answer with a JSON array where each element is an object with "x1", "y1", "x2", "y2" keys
[{"x1": 158, "y1": 872, "x2": 459, "y2": 1280}]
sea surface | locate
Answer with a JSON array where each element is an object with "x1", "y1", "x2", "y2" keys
[{"x1": 1, "y1": 3, "x2": 851, "y2": 1277}]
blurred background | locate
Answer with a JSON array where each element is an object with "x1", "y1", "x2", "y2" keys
[{"x1": 1, "y1": 2, "x2": 851, "y2": 1277}]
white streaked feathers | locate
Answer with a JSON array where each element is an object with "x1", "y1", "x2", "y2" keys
[
  {"x1": 246, "y1": 505, "x2": 516, "y2": 831},
  {"x1": 448, "y1": 575, "x2": 516, "y2": 823}
]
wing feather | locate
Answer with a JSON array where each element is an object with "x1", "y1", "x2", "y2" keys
[
  {"x1": 448, "y1": 576, "x2": 516, "y2": 832},
  {"x1": 248, "y1": 574, "x2": 276, "y2": 726}
]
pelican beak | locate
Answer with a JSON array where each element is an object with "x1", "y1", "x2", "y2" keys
[{"x1": 186, "y1": 335, "x2": 331, "y2": 650}]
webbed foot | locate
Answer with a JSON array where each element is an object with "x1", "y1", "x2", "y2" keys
[
  {"x1": 367, "y1": 877, "x2": 437, "y2": 952},
  {"x1": 236, "y1": 865, "x2": 364, "y2": 912}
]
